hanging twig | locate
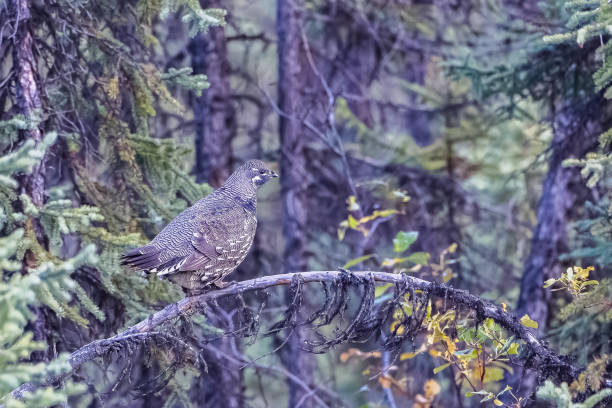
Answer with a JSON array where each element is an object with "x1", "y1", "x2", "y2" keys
[{"x1": 8, "y1": 270, "x2": 584, "y2": 401}]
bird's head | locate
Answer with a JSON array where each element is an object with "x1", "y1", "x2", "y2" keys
[{"x1": 241, "y1": 159, "x2": 278, "y2": 188}]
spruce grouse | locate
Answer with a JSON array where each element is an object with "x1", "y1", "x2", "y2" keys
[{"x1": 120, "y1": 160, "x2": 278, "y2": 291}]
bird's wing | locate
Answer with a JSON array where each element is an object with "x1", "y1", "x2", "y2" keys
[{"x1": 177, "y1": 204, "x2": 249, "y2": 272}]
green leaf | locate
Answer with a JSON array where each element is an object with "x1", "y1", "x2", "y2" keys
[
  {"x1": 480, "y1": 392, "x2": 495, "y2": 402},
  {"x1": 483, "y1": 367, "x2": 504, "y2": 383},
  {"x1": 496, "y1": 385, "x2": 512, "y2": 398},
  {"x1": 543, "y1": 278, "x2": 557, "y2": 288},
  {"x1": 404, "y1": 252, "x2": 430, "y2": 265},
  {"x1": 375, "y1": 283, "x2": 392, "y2": 298},
  {"x1": 393, "y1": 231, "x2": 418, "y2": 253},
  {"x1": 497, "y1": 336, "x2": 515, "y2": 355},
  {"x1": 520, "y1": 314, "x2": 539, "y2": 329},
  {"x1": 507, "y1": 343, "x2": 519, "y2": 355},
  {"x1": 454, "y1": 348, "x2": 478, "y2": 361},
  {"x1": 343, "y1": 254, "x2": 375, "y2": 269},
  {"x1": 465, "y1": 390, "x2": 491, "y2": 397},
  {"x1": 433, "y1": 362, "x2": 451, "y2": 374}
]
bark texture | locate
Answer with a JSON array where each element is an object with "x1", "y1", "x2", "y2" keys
[
  {"x1": 190, "y1": 1, "x2": 235, "y2": 187},
  {"x1": 10, "y1": 270, "x2": 584, "y2": 401},
  {"x1": 12, "y1": 0, "x2": 45, "y2": 207},
  {"x1": 11, "y1": 0, "x2": 50, "y2": 363},
  {"x1": 514, "y1": 105, "x2": 600, "y2": 396},
  {"x1": 516, "y1": 106, "x2": 599, "y2": 328},
  {"x1": 276, "y1": 0, "x2": 316, "y2": 406}
]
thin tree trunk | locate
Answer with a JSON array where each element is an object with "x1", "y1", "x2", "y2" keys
[
  {"x1": 189, "y1": 3, "x2": 242, "y2": 405},
  {"x1": 190, "y1": 1, "x2": 235, "y2": 187},
  {"x1": 276, "y1": 0, "x2": 316, "y2": 406}
]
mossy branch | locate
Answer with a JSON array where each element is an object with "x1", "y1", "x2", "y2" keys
[{"x1": 8, "y1": 270, "x2": 590, "y2": 401}]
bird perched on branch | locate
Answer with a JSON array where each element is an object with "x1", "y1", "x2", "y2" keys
[{"x1": 121, "y1": 160, "x2": 278, "y2": 293}]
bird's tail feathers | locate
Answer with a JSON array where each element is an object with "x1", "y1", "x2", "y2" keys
[{"x1": 120, "y1": 245, "x2": 161, "y2": 273}]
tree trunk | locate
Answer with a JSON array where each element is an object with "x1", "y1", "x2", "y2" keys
[
  {"x1": 11, "y1": 0, "x2": 51, "y2": 363},
  {"x1": 190, "y1": 1, "x2": 235, "y2": 187},
  {"x1": 276, "y1": 0, "x2": 316, "y2": 406},
  {"x1": 516, "y1": 107, "x2": 599, "y2": 327},
  {"x1": 12, "y1": 0, "x2": 45, "y2": 209},
  {"x1": 514, "y1": 104, "x2": 600, "y2": 395},
  {"x1": 189, "y1": 4, "x2": 242, "y2": 406}
]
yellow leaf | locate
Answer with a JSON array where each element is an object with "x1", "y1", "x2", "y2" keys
[
  {"x1": 378, "y1": 375, "x2": 392, "y2": 389},
  {"x1": 346, "y1": 195, "x2": 360, "y2": 212},
  {"x1": 448, "y1": 243, "x2": 458, "y2": 253},
  {"x1": 501, "y1": 302, "x2": 507, "y2": 312},
  {"x1": 494, "y1": 399, "x2": 503, "y2": 406},
  {"x1": 348, "y1": 215, "x2": 359, "y2": 229},
  {"x1": 520, "y1": 314, "x2": 539, "y2": 329},
  {"x1": 382, "y1": 258, "x2": 402, "y2": 267},
  {"x1": 337, "y1": 222, "x2": 347, "y2": 241},
  {"x1": 339, "y1": 348, "x2": 361, "y2": 362},
  {"x1": 424, "y1": 379, "x2": 441, "y2": 397},
  {"x1": 390, "y1": 321, "x2": 405, "y2": 335},
  {"x1": 400, "y1": 352, "x2": 418, "y2": 360},
  {"x1": 445, "y1": 338, "x2": 457, "y2": 354}
]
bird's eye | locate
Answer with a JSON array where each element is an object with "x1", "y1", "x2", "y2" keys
[{"x1": 259, "y1": 169, "x2": 266, "y2": 174}]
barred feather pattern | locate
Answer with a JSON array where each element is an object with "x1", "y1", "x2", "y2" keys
[{"x1": 120, "y1": 160, "x2": 275, "y2": 290}]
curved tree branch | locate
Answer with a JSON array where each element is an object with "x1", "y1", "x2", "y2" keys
[{"x1": 10, "y1": 270, "x2": 581, "y2": 400}]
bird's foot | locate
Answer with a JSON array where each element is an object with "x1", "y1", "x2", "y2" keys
[
  {"x1": 184, "y1": 287, "x2": 207, "y2": 297},
  {"x1": 213, "y1": 280, "x2": 238, "y2": 289}
]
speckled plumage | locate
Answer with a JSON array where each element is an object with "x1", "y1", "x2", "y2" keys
[{"x1": 121, "y1": 160, "x2": 277, "y2": 291}]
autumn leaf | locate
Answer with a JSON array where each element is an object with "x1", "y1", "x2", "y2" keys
[
  {"x1": 433, "y1": 363, "x2": 451, "y2": 374},
  {"x1": 400, "y1": 352, "x2": 419, "y2": 360},
  {"x1": 378, "y1": 375, "x2": 392, "y2": 389},
  {"x1": 507, "y1": 342, "x2": 519, "y2": 355},
  {"x1": 390, "y1": 320, "x2": 405, "y2": 335},
  {"x1": 520, "y1": 314, "x2": 539, "y2": 329},
  {"x1": 424, "y1": 379, "x2": 441, "y2": 398}
]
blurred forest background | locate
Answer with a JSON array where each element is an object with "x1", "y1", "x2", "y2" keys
[{"x1": 1, "y1": 0, "x2": 612, "y2": 406}]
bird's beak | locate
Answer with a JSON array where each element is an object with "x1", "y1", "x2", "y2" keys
[{"x1": 270, "y1": 170, "x2": 279, "y2": 178}]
